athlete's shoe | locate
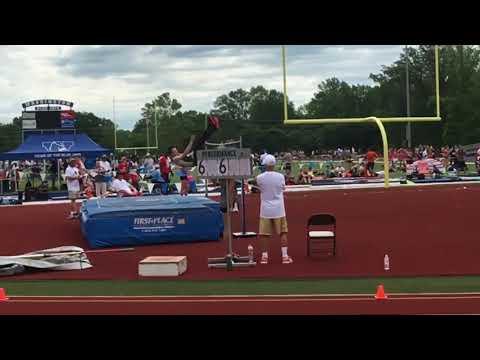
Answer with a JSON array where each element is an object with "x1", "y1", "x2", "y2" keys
[
  {"x1": 282, "y1": 255, "x2": 293, "y2": 264},
  {"x1": 184, "y1": 154, "x2": 195, "y2": 164},
  {"x1": 260, "y1": 254, "x2": 268, "y2": 265},
  {"x1": 67, "y1": 212, "x2": 79, "y2": 220},
  {"x1": 208, "y1": 116, "x2": 220, "y2": 129}
]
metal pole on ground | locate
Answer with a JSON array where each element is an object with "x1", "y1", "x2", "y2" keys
[
  {"x1": 204, "y1": 114, "x2": 209, "y2": 198},
  {"x1": 225, "y1": 179, "x2": 233, "y2": 270},
  {"x1": 233, "y1": 136, "x2": 256, "y2": 238},
  {"x1": 207, "y1": 178, "x2": 254, "y2": 270}
]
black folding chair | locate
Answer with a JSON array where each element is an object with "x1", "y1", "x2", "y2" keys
[{"x1": 307, "y1": 214, "x2": 336, "y2": 257}]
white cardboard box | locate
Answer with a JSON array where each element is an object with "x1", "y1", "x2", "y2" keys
[{"x1": 139, "y1": 256, "x2": 187, "y2": 277}]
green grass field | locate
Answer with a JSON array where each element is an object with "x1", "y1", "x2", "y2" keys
[{"x1": 3, "y1": 276, "x2": 480, "y2": 296}]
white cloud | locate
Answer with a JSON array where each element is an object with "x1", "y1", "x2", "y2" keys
[{"x1": 0, "y1": 45, "x2": 405, "y2": 130}]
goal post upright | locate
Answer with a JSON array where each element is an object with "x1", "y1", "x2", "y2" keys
[{"x1": 281, "y1": 45, "x2": 442, "y2": 188}]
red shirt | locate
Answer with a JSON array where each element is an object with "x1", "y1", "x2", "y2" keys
[
  {"x1": 366, "y1": 151, "x2": 378, "y2": 163},
  {"x1": 159, "y1": 156, "x2": 171, "y2": 176},
  {"x1": 118, "y1": 161, "x2": 128, "y2": 173},
  {"x1": 128, "y1": 172, "x2": 139, "y2": 186}
]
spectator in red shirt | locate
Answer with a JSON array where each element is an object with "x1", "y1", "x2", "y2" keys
[
  {"x1": 128, "y1": 167, "x2": 140, "y2": 190},
  {"x1": 159, "y1": 153, "x2": 171, "y2": 183},
  {"x1": 366, "y1": 149, "x2": 378, "y2": 176},
  {"x1": 117, "y1": 157, "x2": 129, "y2": 180}
]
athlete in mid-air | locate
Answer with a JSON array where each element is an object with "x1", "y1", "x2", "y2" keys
[{"x1": 169, "y1": 115, "x2": 220, "y2": 195}]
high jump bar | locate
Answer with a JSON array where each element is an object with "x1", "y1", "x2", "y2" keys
[{"x1": 281, "y1": 45, "x2": 442, "y2": 188}]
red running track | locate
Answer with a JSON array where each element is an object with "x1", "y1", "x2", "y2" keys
[
  {"x1": 2, "y1": 294, "x2": 480, "y2": 315},
  {"x1": 1, "y1": 184, "x2": 480, "y2": 280}
]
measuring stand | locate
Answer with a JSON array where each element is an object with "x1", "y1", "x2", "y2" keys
[{"x1": 197, "y1": 147, "x2": 256, "y2": 270}]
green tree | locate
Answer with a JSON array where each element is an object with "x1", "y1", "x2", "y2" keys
[
  {"x1": 75, "y1": 112, "x2": 115, "y2": 149},
  {"x1": 0, "y1": 122, "x2": 21, "y2": 153}
]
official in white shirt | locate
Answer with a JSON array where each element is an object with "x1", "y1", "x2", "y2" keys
[
  {"x1": 65, "y1": 159, "x2": 81, "y2": 219},
  {"x1": 256, "y1": 154, "x2": 292, "y2": 265}
]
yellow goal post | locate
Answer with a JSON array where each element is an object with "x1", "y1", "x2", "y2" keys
[{"x1": 281, "y1": 45, "x2": 441, "y2": 187}]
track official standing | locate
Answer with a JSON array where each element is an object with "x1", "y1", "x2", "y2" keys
[
  {"x1": 65, "y1": 159, "x2": 81, "y2": 219},
  {"x1": 256, "y1": 154, "x2": 292, "y2": 265}
]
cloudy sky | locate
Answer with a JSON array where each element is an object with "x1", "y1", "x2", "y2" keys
[{"x1": 0, "y1": 45, "x2": 405, "y2": 130}]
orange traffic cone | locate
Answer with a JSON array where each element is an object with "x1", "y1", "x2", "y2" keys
[
  {"x1": 0, "y1": 288, "x2": 9, "y2": 302},
  {"x1": 374, "y1": 284, "x2": 388, "y2": 300}
]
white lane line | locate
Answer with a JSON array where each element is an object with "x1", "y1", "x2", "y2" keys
[
  {"x1": 11, "y1": 292, "x2": 480, "y2": 299},
  {"x1": 7, "y1": 295, "x2": 480, "y2": 303}
]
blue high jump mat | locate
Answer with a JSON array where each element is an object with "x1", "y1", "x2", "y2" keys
[{"x1": 80, "y1": 195, "x2": 224, "y2": 248}]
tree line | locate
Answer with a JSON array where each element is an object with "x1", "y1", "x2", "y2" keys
[{"x1": 1, "y1": 45, "x2": 480, "y2": 155}]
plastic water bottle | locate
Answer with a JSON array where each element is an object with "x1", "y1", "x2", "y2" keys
[
  {"x1": 248, "y1": 245, "x2": 254, "y2": 263},
  {"x1": 384, "y1": 254, "x2": 390, "y2": 271}
]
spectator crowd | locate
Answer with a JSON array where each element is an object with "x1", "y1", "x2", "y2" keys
[{"x1": 2, "y1": 144, "x2": 480, "y2": 198}]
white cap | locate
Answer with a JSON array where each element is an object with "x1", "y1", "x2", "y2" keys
[{"x1": 262, "y1": 154, "x2": 276, "y2": 166}]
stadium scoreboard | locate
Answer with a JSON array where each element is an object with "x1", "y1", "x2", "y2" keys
[{"x1": 21, "y1": 99, "x2": 76, "y2": 130}]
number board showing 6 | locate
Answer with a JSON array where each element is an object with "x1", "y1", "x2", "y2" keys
[{"x1": 196, "y1": 148, "x2": 251, "y2": 178}]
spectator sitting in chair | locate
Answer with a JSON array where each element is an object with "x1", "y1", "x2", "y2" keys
[
  {"x1": 312, "y1": 171, "x2": 327, "y2": 180},
  {"x1": 284, "y1": 168, "x2": 296, "y2": 185},
  {"x1": 475, "y1": 148, "x2": 480, "y2": 175},
  {"x1": 413, "y1": 156, "x2": 431, "y2": 179},
  {"x1": 334, "y1": 165, "x2": 345, "y2": 177},
  {"x1": 405, "y1": 159, "x2": 416, "y2": 179},
  {"x1": 285, "y1": 175, "x2": 296, "y2": 185},
  {"x1": 128, "y1": 167, "x2": 140, "y2": 190},
  {"x1": 349, "y1": 159, "x2": 363, "y2": 177},
  {"x1": 455, "y1": 148, "x2": 467, "y2": 174},
  {"x1": 308, "y1": 166, "x2": 315, "y2": 178},
  {"x1": 150, "y1": 164, "x2": 162, "y2": 182},
  {"x1": 111, "y1": 173, "x2": 142, "y2": 197},
  {"x1": 83, "y1": 177, "x2": 95, "y2": 199},
  {"x1": 283, "y1": 152, "x2": 293, "y2": 174},
  {"x1": 357, "y1": 164, "x2": 366, "y2": 177},
  {"x1": 150, "y1": 165, "x2": 165, "y2": 193},
  {"x1": 366, "y1": 148, "x2": 378, "y2": 175},
  {"x1": 297, "y1": 166, "x2": 313, "y2": 184}
]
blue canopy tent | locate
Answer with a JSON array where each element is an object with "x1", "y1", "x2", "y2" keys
[
  {"x1": 0, "y1": 133, "x2": 110, "y2": 161},
  {"x1": 0, "y1": 133, "x2": 110, "y2": 197}
]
